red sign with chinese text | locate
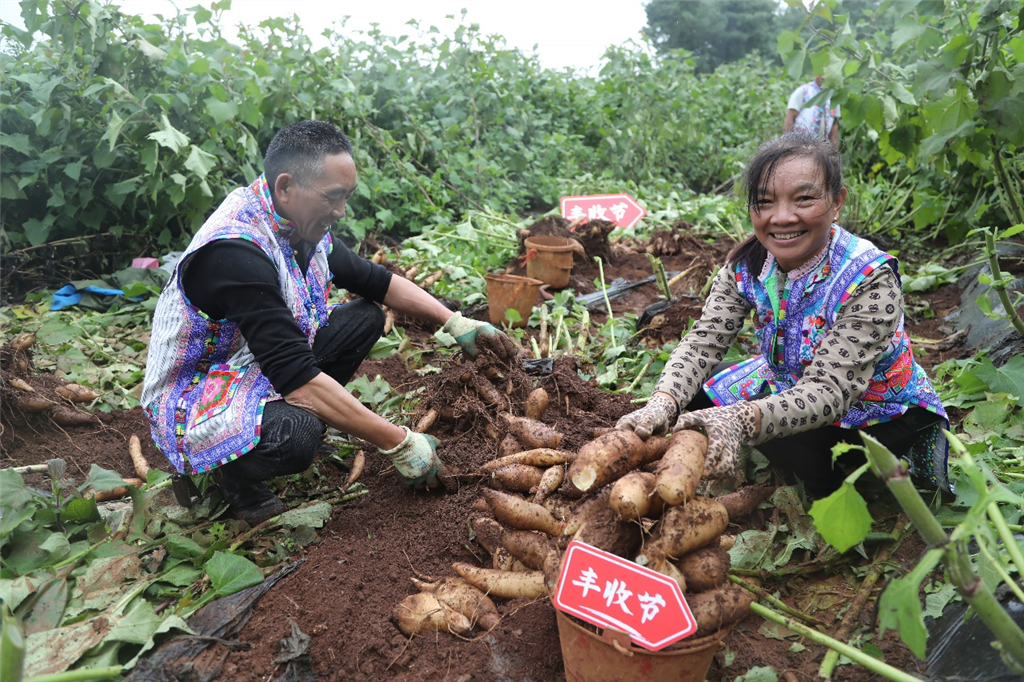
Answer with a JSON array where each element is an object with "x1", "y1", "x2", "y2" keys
[
  {"x1": 560, "y1": 193, "x2": 646, "y2": 229},
  {"x1": 552, "y1": 540, "x2": 697, "y2": 651}
]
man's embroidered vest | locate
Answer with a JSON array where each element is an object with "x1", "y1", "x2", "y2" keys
[{"x1": 140, "y1": 185, "x2": 332, "y2": 474}]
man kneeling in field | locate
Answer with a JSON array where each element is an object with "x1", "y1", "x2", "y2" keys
[{"x1": 141, "y1": 120, "x2": 516, "y2": 525}]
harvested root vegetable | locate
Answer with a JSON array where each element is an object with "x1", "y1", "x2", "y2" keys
[
  {"x1": 404, "y1": 266, "x2": 420, "y2": 280},
  {"x1": 688, "y1": 584, "x2": 755, "y2": 637},
  {"x1": 524, "y1": 387, "x2": 550, "y2": 421},
  {"x1": 609, "y1": 471, "x2": 664, "y2": 522},
  {"x1": 562, "y1": 490, "x2": 612, "y2": 537},
  {"x1": 50, "y1": 407, "x2": 97, "y2": 426},
  {"x1": 452, "y1": 562, "x2": 547, "y2": 599},
  {"x1": 677, "y1": 546, "x2": 731, "y2": 593},
  {"x1": 420, "y1": 270, "x2": 443, "y2": 289},
  {"x1": 500, "y1": 530, "x2": 559, "y2": 572},
  {"x1": 87, "y1": 478, "x2": 145, "y2": 502},
  {"x1": 128, "y1": 435, "x2": 151, "y2": 479},
  {"x1": 573, "y1": 507, "x2": 642, "y2": 558},
  {"x1": 648, "y1": 556, "x2": 687, "y2": 593},
  {"x1": 473, "y1": 375, "x2": 506, "y2": 410},
  {"x1": 343, "y1": 450, "x2": 366, "y2": 492},
  {"x1": 493, "y1": 547, "x2": 529, "y2": 572},
  {"x1": 637, "y1": 496, "x2": 729, "y2": 566},
  {"x1": 478, "y1": 448, "x2": 573, "y2": 473},
  {"x1": 482, "y1": 489, "x2": 565, "y2": 536},
  {"x1": 414, "y1": 409, "x2": 438, "y2": 434},
  {"x1": 371, "y1": 248, "x2": 387, "y2": 265},
  {"x1": 8, "y1": 332, "x2": 36, "y2": 352},
  {"x1": 642, "y1": 436, "x2": 672, "y2": 464},
  {"x1": 16, "y1": 396, "x2": 53, "y2": 413},
  {"x1": 500, "y1": 413, "x2": 563, "y2": 450},
  {"x1": 470, "y1": 517, "x2": 505, "y2": 555},
  {"x1": 718, "y1": 534, "x2": 736, "y2": 552},
  {"x1": 491, "y1": 464, "x2": 545, "y2": 493},
  {"x1": 532, "y1": 465, "x2": 564, "y2": 505},
  {"x1": 716, "y1": 485, "x2": 775, "y2": 522},
  {"x1": 410, "y1": 577, "x2": 500, "y2": 631},
  {"x1": 393, "y1": 591, "x2": 473, "y2": 636},
  {"x1": 654, "y1": 430, "x2": 708, "y2": 505},
  {"x1": 568, "y1": 429, "x2": 646, "y2": 494},
  {"x1": 499, "y1": 434, "x2": 521, "y2": 457},
  {"x1": 383, "y1": 308, "x2": 395, "y2": 335},
  {"x1": 55, "y1": 383, "x2": 98, "y2": 403},
  {"x1": 7, "y1": 377, "x2": 33, "y2": 392}
]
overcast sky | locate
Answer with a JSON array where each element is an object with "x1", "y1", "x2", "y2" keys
[{"x1": 0, "y1": 0, "x2": 652, "y2": 72}]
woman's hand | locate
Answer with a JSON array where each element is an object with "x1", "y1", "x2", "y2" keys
[
  {"x1": 379, "y1": 426, "x2": 446, "y2": 490},
  {"x1": 615, "y1": 394, "x2": 679, "y2": 439},
  {"x1": 674, "y1": 402, "x2": 760, "y2": 477}
]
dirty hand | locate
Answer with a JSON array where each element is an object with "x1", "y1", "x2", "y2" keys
[
  {"x1": 442, "y1": 311, "x2": 518, "y2": 360},
  {"x1": 615, "y1": 393, "x2": 679, "y2": 439},
  {"x1": 379, "y1": 427, "x2": 445, "y2": 489},
  {"x1": 673, "y1": 402, "x2": 760, "y2": 478}
]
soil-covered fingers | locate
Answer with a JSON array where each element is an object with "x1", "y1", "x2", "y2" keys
[{"x1": 478, "y1": 329, "x2": 519, "y2": 361}]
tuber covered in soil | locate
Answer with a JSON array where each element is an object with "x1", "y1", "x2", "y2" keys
[
  {"x1": 500, "y1": 413, "x2": 564, "y2": 450},
  {"x1": 608, "y1": 471, "x2": 664, "y2": 522},
  {"x1": 676, "y1": 545, "x2": 731, "y2": 593},
  {"x1": 452, "y1": 563, "x2": 548, "y2": 599},
  {"x1": 637, "y1": 496, "x2": 729, "y2": 565},
  {"x1": 482, "y1": 488, "x2": 565, "y2": 536},
  {"x1": 654, "y1": 429, "x2": 708, "y2": 505},
  {"x1": 568, "y1": 429, "x2": 646, "y2": 494}
]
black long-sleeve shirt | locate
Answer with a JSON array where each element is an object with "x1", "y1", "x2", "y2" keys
[{"x1": 180, "y1": 236, "x2": 392, "y2": 394}]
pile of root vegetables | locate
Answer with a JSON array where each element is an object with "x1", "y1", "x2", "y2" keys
[
  {"x1": 0, "y1": 332, "x2": 106, "y2": 430},
  {"x1": 394, "y1": 364, "x2": 774, "y2": 645}
]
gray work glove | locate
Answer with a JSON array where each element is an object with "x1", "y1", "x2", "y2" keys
[
  {"x1": 379, "y1": 426, "x2": 445, "y2": 490},
  {"x1": 615, "y1": 394, "x2": 679, "y2": 439},
  {"x1": 442, "y1": 311, "x2": 518, "y2": 361},
  {"x1": 673, "y1": 402, "x2": 759, "y2": 478}
]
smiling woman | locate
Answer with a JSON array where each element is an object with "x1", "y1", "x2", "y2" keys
[{"x1": 618, "y1": 132, "x2": 950, "y2": 500}]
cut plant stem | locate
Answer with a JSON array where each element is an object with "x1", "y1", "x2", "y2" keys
[
  {"x1": 645, "y1": 253, "x2": 672, "y2": 300},
  {"x1": 727, "y1": 574, "x2": 826, "y2": 629},
  {"x1": 818, "y1": 515, "x2": 909, "y2": 679},
  {"x1": 749, "y1": 602, "x2": 923, "y2": 682}
]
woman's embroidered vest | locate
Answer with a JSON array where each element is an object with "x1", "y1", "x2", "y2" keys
[
  {"x1": 141, "y1": 184, "x2": 332, "y2": 474},
  {"x1": 705, "y1": 226, "x2": 948, "y2": 486}
]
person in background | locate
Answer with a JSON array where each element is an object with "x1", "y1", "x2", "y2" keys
[
  {"x1": 784, "y1": 75, "x2": 840, "y2": 146},
  {"x1": 141, "y1": 120, "x2": 517, "y2": 525},
  {"x1": 616, "y1": 132, "x2": 947, "y2": 499}
]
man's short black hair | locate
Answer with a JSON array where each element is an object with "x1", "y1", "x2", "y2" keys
[{"x1": 263, "y1": 120, "x2": 353, "y2": 192}]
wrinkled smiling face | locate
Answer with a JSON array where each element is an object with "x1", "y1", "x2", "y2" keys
[
  {"x1": 750, "y1": 155, "x2": 845, "y2": 272},
  {"x1": 275, "y1": 152, "x2": 358, "y2": 245}
]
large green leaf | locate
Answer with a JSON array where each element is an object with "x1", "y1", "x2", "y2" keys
[
  {"x1": 808, "y1": 482, "x2": 872, "y2": 553},
  {"x1": 0, "y1": 470, "x2": 38, "y2": 538},
  {"x1": 205, "y1": 551, "x2": 263, "y2": 597},
  {"x1": 81, "y1": 465, "x2": 132, "y2": 494},
  {"x1": 146, "y1": 114, "x2": 189, "y2": 153},
  {"x1": 974, "y1": 356, "x2": 1024, "y2": 403},
  {"x1": 184, "y1": 145, "x2": 217, "y2": 179},
  {"x1": 877, "y1": 548, "x2": 944, "y2": 659},
  {"x1": 204, "y1": 98, "x2": 238, "y2": 124}
]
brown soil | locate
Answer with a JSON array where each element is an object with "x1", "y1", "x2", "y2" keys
[{"x1": 0, "y1": 222, "x2": 962, "y2": 682}]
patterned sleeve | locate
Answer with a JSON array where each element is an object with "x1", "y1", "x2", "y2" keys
[
  {"x1": 653, "y1": 265, "x2": 752, "y2": 406},
  {"x1": 752, "y1": 263, "x2": 902, "y2": 444}
]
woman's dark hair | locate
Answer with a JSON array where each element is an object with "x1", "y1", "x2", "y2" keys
[
  {"x1": 727, "y1": 132, "x2": 844, "y2": 273},
  {"x1": 263, "y1": 120, "x2": 353, "y2": 193}
]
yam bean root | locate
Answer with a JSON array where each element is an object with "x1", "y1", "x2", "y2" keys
[
  {"x1": 500, "y1": 529, "x2": 560, "y2": 571},
  {"x1": 500, "y1": 413, "x2": 563, "y2": 450},
  {"x1": 478, "y1": 448, "x2": 574, "y2": 474},
  {"x1": 414, "y1": 409, "x2": 439, "y2": 434},
  {"x1": 128, "y1": 435, "x2": 151, "y2": 479},
  {"x1": 572, "y1": 507, "x2": 642, "y2": 558},
  {"x1": 490, "y1": 464, "x2": 545, "y2": 493},
  {"x1": 636, "y1": 496, "x2": 729, "y2": 566},
  {"x1": 499, "y1": 433, "x2": 522, "y2": 457},
  {"x1": 568, "y1": 430, "x2": 646, "y2": 494},
  {"x1": 50, "y1": 406, "x2": 98, "y2": 426},
  {"x1": 482, "y1": 488, "x2": 565, "y2": 536},
  {"x1": 716, "y1": 485, "x2": 776, "y2": 522},
  {"x1": 452, "y1": 562, "x2": 548, "y2": 599},
  {"x1": 531, "y1": 465, "x2": 564, "y2": 505},
  {"x1": 8, "y1": 332, "x2": 36, "y2": 353},
  {"x1": 492, "y1": 547, "x2": 529, "y2": 572},
  {"x1": 608, "y1": 471, "x2": 664, "y2": 522},
  {"x1": 393, "y1": 591, "x2": 473, "y2": 636},
  {"x1": 16, "y1": 396, "x2": 53, "y2": 413},
  {"x1": 470, "y1": 517, "x2": 505, "y2": 555},
  {"x1": 343, "y1": 450, "x2": 366, "y2": 492},
  {"x1": 54, "y1": 383, "x2": 98, "y2": 403},
  {"x1": 473, "y1": 375, "x2": 506, "y2": 410},
  {"x1": 410, "y1": 577, "x2": 500, "y2": 631},
  {"x1": 676, "y1": 546, "x2": 731, "y2": 593},
  {"x1": 687, "y1": 584, "x2": 755, "y2": 637},
  {"x1": 524, "y1": 387, "x2": 550, "y2": 421},
  {"x1": 654, "y1": 430, "x2": 709, "y2": 505}
]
